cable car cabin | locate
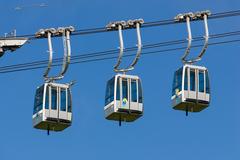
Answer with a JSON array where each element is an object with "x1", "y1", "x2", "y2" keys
[
  {"x1": 104, "y1": 74, "x2": 143, "y2": 122},
  {"x1": 171, "y1": 64, "x2": 210, "y2": 113},
  {"x1": 33, "y1": 82, "x2": 72, "y2": 131}
]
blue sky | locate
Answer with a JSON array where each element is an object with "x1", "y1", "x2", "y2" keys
[{"x1": 0, "y1": 0, "x2": 239, "y2": 160}]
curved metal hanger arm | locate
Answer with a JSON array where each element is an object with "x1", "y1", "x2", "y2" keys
[
  {"x1": 194, "y1": 14, "x2": 209, "y2": 62},
  {"x1": 111, "y1": 19, "x2": 143, "y2": 73},
  {"x1": 176, "y1": 11, "x2": 210, "y2": 64},
  {"x1": 36, "y1": 26, "x2": 74, "y2": 82},
  {"x1": 51, "y1": 27, "x2": 74, "y2": 81},
  {"x1": 114, "y1": 24, "x2": 125, "y2": 72},
  {"x1": 184, "y1": 13, "x2": 209, "y2": 64},
  {"x1": 127, "y1": 21, "x2": 143, "y2": 69},
  {"x1": 59, "y1": 27, "x2": 73, "y2": 78},
  {"x1": 181, "y1": 16, "x2": 192, "y2": 63},
  {"x1": 43, "y1": 28, "x2": 56, "y2": 80}
]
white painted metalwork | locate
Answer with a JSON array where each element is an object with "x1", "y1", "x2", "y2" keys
[
  {"x1": 104, "y1": 74, "x2": 143, "y2": 125},
  {"x1": 0, "y1": 37, "x2": 28, "y2": 57},
  {"x1": 33, "y1": 82, "x2": 72, "y2": 133},
  {"x1": 171, "y1": 64, "x2": 210, "y2": 115},
  {"x1": 107, "y1": 19, "x2": 144, "y2": 73},
  {"x1": 33, "y1": 26, "x2": 75, "y2": 134},
  {"x1": 105, "y1": 19, "x2": 144, "y2": 125},
  {"x1": 172, "y1": 11, "x2": 211, "y2": 116},
  {"x1": 175, "y1": 11, "x2": 211, "y2": 64},
  {"x1": 35, "y1": 26, "x2": 74, "y2": 82}
]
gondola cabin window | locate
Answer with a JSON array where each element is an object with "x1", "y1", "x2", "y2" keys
[
  {"x1": 61, "y1": 89, "x2": 67, "y2": 111},
  {"x1": 51, "y1": 87, "x2": 57, "y2": 110},
  {"x1": 34, "y1": 86, "x2": 44, "y2": 114},
  {"x1": 131, "y1": 80, "x2": 137, "y2": 102},
  {"x1": 105, "y1": 78, "x2": 115, "y2": 106}
]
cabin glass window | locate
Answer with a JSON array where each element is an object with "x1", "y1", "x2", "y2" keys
[
  {"x1": 51, "y1": 87, "x2": 57, "y2": 110},
  {"x1": 172, "y1": 68, "x2": 183, "y2": 96},
  {"x1": 190, "y1": 70, "x2": 195, "y2": 91},
  {"x1": 206, "y1": 71, "x2": 210, "y2": 94},
  {"x1": 131, "y1": 80, "x2": 137, "y2": 102},
  {"x1": 199, "y1": 71, "x2": 204, "y2": 92},
  {"x1": 34, "y1": 86, "x2": 44, "y2": 114},
  {"x1": 67, "y1": 89, "x2": 72, "y2": 112},
  {"x1": 116, "y1": 78, "x2": 120, "y2": 100},
  {"x1": 122, "y1": 79, "x2": 128, "y2": 100},
  {"x1": 105, "y1": 77, "x2": 115, "y2": 105},
  {"x1": 45, "y1": 87, "x2": 49, "y2": 109},
  {"x1": 184, "y1": 68, "x2": 188, "y2": 90},
  {"x1": 60, "y1": 89, "x2": 67, "y2": 111},
  {"x1": 138, "y1": 79, "x2": 143, "y2": 103}
]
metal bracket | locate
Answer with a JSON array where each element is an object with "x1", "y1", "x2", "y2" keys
[
  {"x1": 175, "y1": 10, "x2": 211, "y2": 22},
  {"x1": 106, "y1": 19, "x2": 144, "y2": 73},
  {"x1": 35, "y1": 26, "x2": 75, "y2": 82},
  {"x1": 195, "y1": 10, "x2": 211, "y2": 20},
  {"x1": 175, "y1": 10, "x2": 211, "y2": 64},
  {"x1": 0, "y1": 37, "x2": 28, "y2": 57},
  {"x1": 175, "y1": 12, "x2": 195, "y2": 22},
  {"x1": 66, "y1": 80, "x2": 76, "y2": 87},
  {"x1": 126, "y1": 19, "x2": 144, "y2": 28},
  {"x1": 106, "y1": 21, "x2": 127, "y2": 31}
]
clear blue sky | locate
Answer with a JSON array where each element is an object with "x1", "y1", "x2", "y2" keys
[{"x1": 0, "y1": 1, "x2": 239, "y2": 160}]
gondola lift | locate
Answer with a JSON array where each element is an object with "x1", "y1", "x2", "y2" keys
[
  {"x1": 172, "y1": 11, "x2": 211, "y2": 116},
  {"x1": 104, "y1": 19, "x2": 144, "y2": 126},
  {"x1": 33, "y1": 26, "x2": 75, "y2": 134}
]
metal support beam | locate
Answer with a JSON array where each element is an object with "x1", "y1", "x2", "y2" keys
[{"x1": 0, "y1": 38, "x2": 28, "y2": 57}]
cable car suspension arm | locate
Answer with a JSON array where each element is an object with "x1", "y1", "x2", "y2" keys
[
  {"x1": 106, "y1": 19, "x2": 144, "y2": 73},
  {"x1": 35, "y1": 26, "x2": 75, "y2": 82},
  {"x1": 175, "y1": 10, "x2": 211, "y2": 64}
]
